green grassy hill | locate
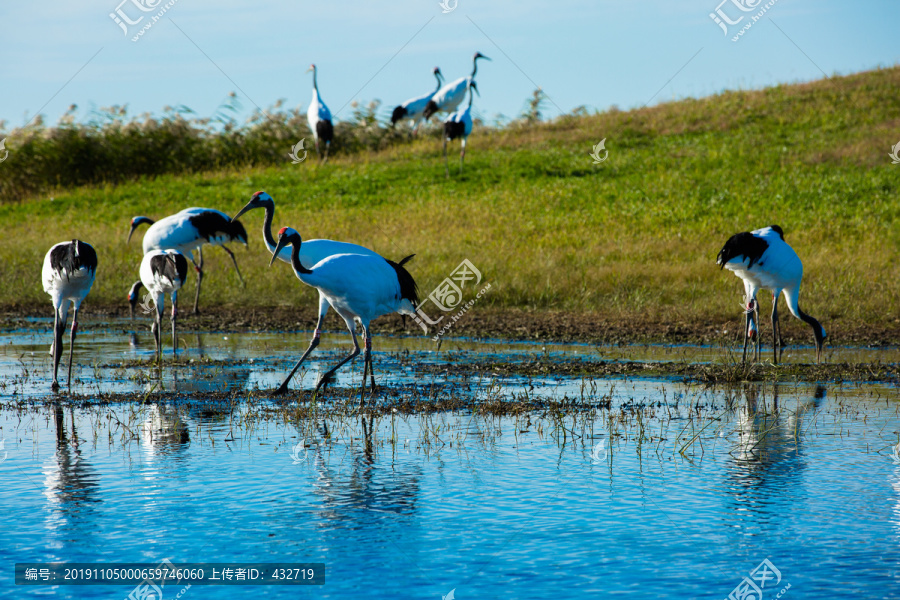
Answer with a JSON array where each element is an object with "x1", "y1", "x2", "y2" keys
[{"x1": 2, "y1": 67, "x2": 899, "y2": 342}]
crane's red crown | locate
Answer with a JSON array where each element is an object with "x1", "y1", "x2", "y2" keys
[{"x1": 278, "y1": 226, "x2": 289, "y2": 236}]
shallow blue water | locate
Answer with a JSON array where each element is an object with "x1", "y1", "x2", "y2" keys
[
  {"x1": 3, "y1": 381, "x2": 900, "y2": 599},
  {"x1": 2, "y1": 323, "x2": 899, "y2": 399}
]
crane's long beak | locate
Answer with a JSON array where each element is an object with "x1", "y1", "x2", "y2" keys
[
  {"x1": 232, "y1": 201, "x2": 255, "y2": 222},
  {"x1": 127, "y1": 222, "x2": 139, "y2": 243},
  {"x1": 269, "y1": 236, "x2": 289, "y2": 267}
]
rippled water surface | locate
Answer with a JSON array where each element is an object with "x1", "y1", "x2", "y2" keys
[{"x1": 2, "y1": 325, "x2": 900, "y2": 598}]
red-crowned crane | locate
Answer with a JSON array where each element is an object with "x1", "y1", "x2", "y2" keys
[
  {"x1": 268, "y1": 227, "x2": 418, "y2": 405},
  {"x1": 127, "y1": 208, "x2": 248, "y2": 314},
  {"x1": 233, "y1": 191, "x2": 415, "y2": 389},
  {"x1": 423, "y1": 52, "x2": 489, "y2": 119},
  {"x1": 130, "y1": 249, "x2": 188, "y2": 364},
  {"x1": 443, "y1": 81, "x2": 477, "y2": 177},
  {"x1": 42, "y1": 240, "x2": 97, "y2": 391},
  {"x1": 717, "y1": 225, "x2": 826, "y2": 364},
  {"x1": 391, "y1": 67, "x2": 444, "y2": 134},
  {"x1": 307, "y1": 64, "x2": 334, "y2": 162}
]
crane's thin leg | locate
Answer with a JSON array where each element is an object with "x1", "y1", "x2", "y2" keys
[
  {"x1": 67, "y1": 305, "x2": 79, "y2": 392},
  {"x1": 272, "y1": 295, "x2": 330, "y2": 396},
  {"x1": 171, "y1": 291, "x2": 178, "y2": 360},
  {"x1": 273, "y1": 331, "x2": 320, "y2": 396},
  {"x1": 51, "y1": 307, "x2": 64, "y2": 391},
  {"x1": 443, "y1": 137, "x2": 450, "y2": 179},
  {"x1": 359, "y1": 347, "x2": 370, "y2": 410},
  {"x1": 323, "y1": 141, "x2": 330, "y2": 163},
  {"x1": 751, "y1": 301, "x2": 758, "y2": 362},
  {"x1": 771, "y1": 293, "x2": 779, "y2": 364},
  {"x1": 192, "y1": 248, "x2": 204, "y2": 315},
  {"x1": 741, "y1": 308, "x2": 750, "y2": 364},
  {"x1": 221, "y1": 245, "x2": 244, "y2": 286},
  {"x1": 153, "y1": 304, "x2": 162, "y2": 364},
  {"x1": 314, "y1": 324, "x2": 360, "y2": 394},
  {"x1": 755, "y1": 301, "x2": 761, "y2": 362},
  {"x1": 359, "y1": 325, "x2": 373, "y2": 409},
  {"x1": 774, "y1": 297, "x2": 784, "y2": 360},
  {"x1": 361, "y1": 324, "x2": 375, "y2": 391},
  {"x1": 459, "y1": 138, "x2": 466, "y2": 175}
]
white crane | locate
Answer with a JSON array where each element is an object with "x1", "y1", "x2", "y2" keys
[
  {"x1": 233, "y1": 191, "x2": 415, "y2": 388},
  {"x1": 307, "y1": 64, "x2": 334, "y2": 161},
  {"x1": 42, "y1": 240, "x2": 97, "y2": 391},
  {"x1": 717, "y1": 225, "x2": 826, "y2": 363},
  {"x1": 390, "y1": 67, "x2": 444, "y2": 134},
  {"x1": 130, "y1": 249, "x2": 189, "y2": 363},
  {"x1": 267, "y1": 226, "x2": 419, "y2": 404},
  {"x1": 127, "y1": 207, "x2": 248, "y2": 314},
  {"x1": 423, "y1": 52, "x2": 489, "y2": 119},
  {"x1": 443, "y1": 81, "x2": 478, "y2": 177}
]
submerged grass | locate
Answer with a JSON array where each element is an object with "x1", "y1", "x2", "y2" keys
[
  {"x1": 5, "y1": 379, "x2": 898, "y2": 466},
  {"x1": 1, "y1": 68, "x2": 899, "y2": 342}
]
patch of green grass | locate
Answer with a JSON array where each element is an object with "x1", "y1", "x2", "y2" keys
[{"x1": 1, "y1": 68, "x2": 899, "y2": 341}]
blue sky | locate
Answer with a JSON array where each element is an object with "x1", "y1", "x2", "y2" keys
[{"x1": 1, "y1": 0, "x2": 898, "y2": 129}]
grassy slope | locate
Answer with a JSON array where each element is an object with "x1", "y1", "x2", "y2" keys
[{"x1": 2, "y1": 67, "x2": 899, "y2": 341}]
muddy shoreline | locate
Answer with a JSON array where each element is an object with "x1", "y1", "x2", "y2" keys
[{"x1": 3, "y1": 304, "x2": 899, "y2": 347}]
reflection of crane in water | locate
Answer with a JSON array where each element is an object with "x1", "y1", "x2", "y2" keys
[
  {"x1": 891, "y1": 463, "x2": 900, "y2": 539},
  {"x1": 42, "y1": 403, "x2": 101, "y2": 532},
  {"x1": 139, "y1": 359, "x2": 252, "y2": 394},
  {"x1": 724, "y1": 384, "x2": 826, "y2": 517},
  {"x1": 140, "y1": 403, "x2": 190, "y2": 455},
  {"x1": 307, "y1": 419, "x2": 423, "y2": 524}
]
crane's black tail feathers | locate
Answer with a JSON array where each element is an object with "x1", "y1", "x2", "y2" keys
[
  {"x1": 390, "y1": 106, "x2": 406, "y2": 126},
  {"x1": 423, "y1": 100, "x2": 439, "y2": 120},
  {"x1": 716, "y1": 232, "x2": 769, "y2": 270},
  {"x1": 386, "y1": 257, "x2": 419, "y2": 306},
  {"x1": 50, "y1": 240, "x2": 97, "y2": 280},
  {"x1": 316, "y1": 120, "x2": 334, "y2": 144},
  {"x1": 444, "y1": 120, "x2": 465, "y2": 141}
]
